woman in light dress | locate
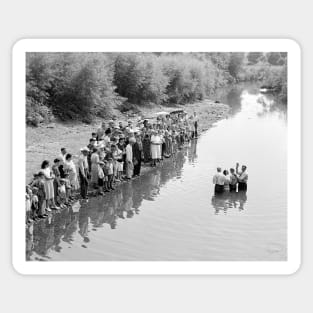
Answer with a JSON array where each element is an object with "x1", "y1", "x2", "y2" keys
[
  {"x1": 90, "y1": 147, "x2": 100, "y2": 187},
  {"x1": 64, "y1": 154, "x2": 79, "y2": 190},
  {"x1": 150, "y1": 130, "x2": 162, "y2": 167},
  {"x1": 40, "y1": 160, "x2": 58, "y2": 211}
]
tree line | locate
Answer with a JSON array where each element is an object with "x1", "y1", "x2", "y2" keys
[{"x1": 26, "y1": 52, "x2": 287, "y2": 126}]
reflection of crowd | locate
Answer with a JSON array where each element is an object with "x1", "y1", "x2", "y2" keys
[{"x1": 26, "y1": 141, "x2": 195, "y2": 260}]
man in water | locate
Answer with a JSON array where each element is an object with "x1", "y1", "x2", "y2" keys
[
  {"x1": 236, "y1": 163, "x2": 248, "y2": 191},
  {"x1": 229, "y1": 168, "x2": 238, "y2": 191},
  {"x1": 213, "y1": 167, "x2": 225, "y2": 194}
]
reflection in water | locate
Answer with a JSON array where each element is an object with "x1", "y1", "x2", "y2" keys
[
  {"x1": 26, "y1": 142, "x2": 198, "y2": 260},
  {"x1": 211, "y1": 191, "x2": 247, "y2": 215}
]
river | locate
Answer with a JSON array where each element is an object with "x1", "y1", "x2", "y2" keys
[{"x1": 26, "y1": 83, "x2": 287, "y2": 261}]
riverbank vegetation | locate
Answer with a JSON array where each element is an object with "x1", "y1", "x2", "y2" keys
[{"x1": 26, "y1": 52, "x2": 287, "y2": 126}]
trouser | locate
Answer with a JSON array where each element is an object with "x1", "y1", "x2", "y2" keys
[
  {"x1": 161, "y1": 143, "x2": 166, "y2": 158},
  {"x1": 214, "y1": 184, "x2": 224, "y2": 194},
  {"x1": 108, "y1": 174, "x2": 113, "y2": 188},
  {"x1": 238, "y1": 182, "x2": 247, "y2": 191},
  {"x1": 133, "y1": 160, "x2": 141, "y2": 176},
  {"x1": 230, "y1": 184, "x2": 237, "y2": 191},
  {"x1": 194, "y1": 121, "x2": 198, "y2": 137},
  {"x1": 79, "y1": 169, "x2": 88, "y2": 198}
]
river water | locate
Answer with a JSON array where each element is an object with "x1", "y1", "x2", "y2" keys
[{"x1": 26, "y1": 83, "x2": 287, "y2": 261}]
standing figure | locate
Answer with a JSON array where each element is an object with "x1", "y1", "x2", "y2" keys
[
  {"x1": 236, "y1": 163, "x2": 248, "y2": 191},
  {"x1": 212, "y1": 167, "x2": 225, "y2": 194},
  {"x1": 132, "y1": 135, "x2": 142, "y2": 177},
  {"x1": 90, "y1": 148, "x2": 100, "y2": 188},
  {"x1": 193, "y1": 111, "x2": 199, "y2": 138},
  {"x1": 125, "y1": 137, "x2": 135, "y2": 179},
  {"x1": 41, "y1": 160, "x2": 58, "y2": 211},
  {"x1": 142, "y1": 133, "x2": 151, "y2": 163},
  {"x1": 78, "y1": 147, "x2": 90, "y2": 199},
  {"x1": 223, "y1": 169, "x2": 231, "y2": 192},
  {"x1": 229, "y1": 168, "x2": 238, "y2": 191}
]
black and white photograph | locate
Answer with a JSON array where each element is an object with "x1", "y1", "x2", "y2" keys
[{"x1": 12, "y1": 39, "x2": 300, "y2": 274}]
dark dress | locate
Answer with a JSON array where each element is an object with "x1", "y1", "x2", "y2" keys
[
  {"x1": 142, "y1": 136, "x2": 151, "y2": 163},
  {"x1": 132, "y1": 142, "x2": 142, "y2": 176}
]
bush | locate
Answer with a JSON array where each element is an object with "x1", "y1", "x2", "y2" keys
[
  {"x1": 228, "y1": 53, "x2": 245, "y2": 79},
  {"x1": 26, "y1": 53, "x2": 120, "y2": 125},
  {"x1": 114, "y1": 54, "x2": 169, "y2": 105}
]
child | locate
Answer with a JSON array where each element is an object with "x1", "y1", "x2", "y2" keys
[
  {"x1": 58, "y1": 179, "x2": 67, "y2": 207},
  {"x1": 107, "y1": 157, "x2": 115, "y2": 190},
  {"x1": 31, "y1": 187, "x2": 39, "y2": 221},
  {"x1": 111, "y1": 144, "x2": 119, "y2": 182},
  {"x1": 31, "y1": 172, "x2": 47, "y2": 218}
]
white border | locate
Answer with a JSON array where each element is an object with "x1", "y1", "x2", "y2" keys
[{"x1": 12, "y1": 39, "x2": 301, "y2": 275}]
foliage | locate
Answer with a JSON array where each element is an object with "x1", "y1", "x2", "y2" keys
[
  {"x1": 266, "y1": 52, "x2": 286, "y2": 65},
  {"x1": 26, "y1": 52, "x2": 119, "y2": 125},
  {"x1": 26, "y1": 51, "x2": 287, "y2": 126},
  {"x1": 228, "y1": 53, "x2": 245, "y2": 79},
  {"x1": 247, "y1": 52, "x2": 264, "y2": 65}
]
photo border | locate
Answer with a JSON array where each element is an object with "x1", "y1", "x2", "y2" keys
[{"x1": 12, "y1": 39, "x2": 301, "y2": 275}]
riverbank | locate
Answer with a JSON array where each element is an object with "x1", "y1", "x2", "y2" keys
[{"x1": 26, "y1": 99, "x2": 229, "y2": 182}]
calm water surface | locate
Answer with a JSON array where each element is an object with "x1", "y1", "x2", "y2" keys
[{"x1": 27, "y1": 84, "x2": 287, "y2": 261}]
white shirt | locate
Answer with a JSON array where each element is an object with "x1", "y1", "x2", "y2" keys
[
  {"x1": 126, "y1": 144, "x2": 133, "y2": 162},
  {"x1": 59, "y1": 153, "x2": 66, "y2": 164},
  {"x1": 213, "y1": 172, "x2": 226, "y2": 185},
  {"x1": 238, "y1": 171, "x2": 248, "y2": 183},
  {"x1": 78, "y1": 154, "x2": 88, "y2": 175}
]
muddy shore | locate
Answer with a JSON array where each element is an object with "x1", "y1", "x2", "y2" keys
[{"x1": 26, "y1": 99, "x2": 229, "y2": 183}]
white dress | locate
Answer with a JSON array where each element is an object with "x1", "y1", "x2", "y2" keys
[
  {"x1": 64, "y1": 160, "x2": 79, "y2": 190},
  {"x1": 151, "y1": 135, "x2": 161, "y2": 159},
  {"x1": 90, "y1": 153, "x2": 100, "y2": 184},
  {"x1": 42, "y1": 167, "x2": 54, "y2": 200}
]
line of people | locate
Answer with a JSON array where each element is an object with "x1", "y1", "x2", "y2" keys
[{"x1": 26, "y1": 111, "x2": 200, "y2": 225}]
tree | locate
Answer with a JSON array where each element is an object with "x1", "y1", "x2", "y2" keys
[
  {"x1": 228, "y1": 53, "x2": 245, "y2": 79},
  {"x1": 247, "y1": 52, "x2": 263, "y2": 64}
]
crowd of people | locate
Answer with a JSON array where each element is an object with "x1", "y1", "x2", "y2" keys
[
  {"x1": 25, "y1": 110, "x2": 200, "y2": 225},
  {"x1": 212, "y1": 163, "x2": 248, "y2": 194}
]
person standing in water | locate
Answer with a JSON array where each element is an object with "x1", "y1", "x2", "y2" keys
[
  {"x1": 236, "y1": 163, "x2": 248, "y2": 191},
  {"x1": 229, "y1": 168, "x2": 238, "y2": 191},
  {"x1": 223, "y1": 169, "x2": 231, "y2": 191},
  {"x1": 213, "y1": 167, "x2": 225, "y2": 194}
]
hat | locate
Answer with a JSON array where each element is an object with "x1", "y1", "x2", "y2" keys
[
  {"x1": 98, "y1": 161, "x2": 105, "y2": 165},
  {"x1": 80, "y1": 147, "x2": 89, "y2": 152},
  {"x1": 129, "y1": 137, "x2": 136, "y2": 143}
]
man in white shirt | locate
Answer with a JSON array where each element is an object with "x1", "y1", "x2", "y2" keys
[
  {"x1": 213, "y1": 167, "x2": 225, "y2": 194},
  {"x1": 236, "y1": 163, "x2": 248, "y2": 191},
  {"x1": 59, "y1": 147, "x2": 67, "y2": 163},
  {"x1": 125, "y1": 137, "x2": 135, "y2": 179},
  {"x1": 78, "y1": 147, "x2": 89, "y2": 199}
]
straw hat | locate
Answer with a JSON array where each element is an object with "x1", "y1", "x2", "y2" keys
[{"x1": 80, "y1": 147, "x2": 89, "y2": 152}]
